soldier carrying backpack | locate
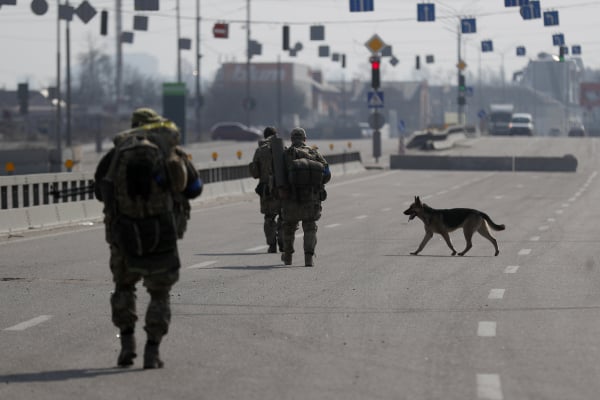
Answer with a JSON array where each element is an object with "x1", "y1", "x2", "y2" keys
[
  {"x1": 248, "y1": 126, "x2": 283, "y2": 253},
  {"x1": 94, "y1": 108, "x2": 202, "y2": 369},
  {"x1": 278, "y1": 127, "x2": 331, "y2": 267}
]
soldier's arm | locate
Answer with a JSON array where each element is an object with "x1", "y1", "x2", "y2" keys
[
  {"x1": 175, "y1": 147, "x2": 203, "y2": 199},
  {"x1": 93, "y1": 149, "x2": 114, "y2": 201}
]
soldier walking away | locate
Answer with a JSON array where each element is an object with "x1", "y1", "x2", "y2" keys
[
  {"x1": 249, "y1": 126, "x2": 283, "y2": 253},
  {"x1": 279, "y1": 127, "x2": 331, "y2": 267},
  {"x1": 94, "y1": 108, "x2": 203, "y2": 369}
]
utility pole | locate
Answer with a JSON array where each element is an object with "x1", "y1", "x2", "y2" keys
[
  {"x1": 66, "y1": 0, "x2": 72, "y2": 147},
  {"x1": 55, "y1": 0, "x2": 62, "y2": 172},
  {"x1": 245, "y1": 0, "x2": 251, "y2": 127},
  {"x1": 277, "y1": 55, "x2": 282, "y2": 129},
  {"x1": 115, "y1": 0, "x2": 122, "y2": 111},
  {"x1": 457, "y1": 22, "x2": 464, "y2": 125},
  {"x1": 195, "y1": 0, "x2": 202, "y2": 140},
  {"x1": 176, "y1": 0, "x2": 181, "y2": 82}
]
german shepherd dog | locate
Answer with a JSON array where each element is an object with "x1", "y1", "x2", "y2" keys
[{"x1": 403, "y1": 196, "x2": 505, "y2": 256}]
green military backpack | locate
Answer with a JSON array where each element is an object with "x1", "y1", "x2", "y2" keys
[{"x1": 104, "y1": 121, "x2": 187, "y2": 260}]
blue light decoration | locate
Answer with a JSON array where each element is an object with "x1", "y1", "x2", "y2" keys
[
  {"x1": 544, "y1": 10, "x2": 559, "y2": 26},
  {"x1": 481, "y1": 40, "x2": 494, "y2": 52},
  {"x1": 349, "y1": 0, "x2": 374, "y2": 12},
  {"x1": 461, "y1": 18, "x2": 476, "y2": 34},
  {"x1": 516, "y1": 46, "x2": 526, "y2": 56},
  {"x1": 417, "y1": 3, "x2": 435, "y2": 22}
]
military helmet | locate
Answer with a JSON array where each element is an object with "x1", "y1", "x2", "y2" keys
[
  {"x1": 263, "y1": 126, "x2": 277, "y2": 138},
  {"x1": 131, "y1": 107, "x2": 163, "y2": 128},
  {"x1": 290, "y1": 127, "x2": 307, "y2": 141}
]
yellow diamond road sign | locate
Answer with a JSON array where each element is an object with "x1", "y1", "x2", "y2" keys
[
  {"x1": 457, "y1": 60, "x2": 467, "y2": 70},
  {"x1": 365, "y1": 34, "x2": 386, "y2": 55}
]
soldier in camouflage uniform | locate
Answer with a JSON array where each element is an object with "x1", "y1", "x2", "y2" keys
[
  {"x1": 249, "y1": 127, "x2": 283, "y2": 253},
  {"x1": 280, "y1": 127, "x2": 331, "y2": 267},
  {"x1": 94, "y1": 108, "x2": 202, "y2": 369}
]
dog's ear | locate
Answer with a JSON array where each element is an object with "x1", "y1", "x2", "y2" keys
[{"x1": 415, "y1": 196, "x2": 421, "y2": 205}]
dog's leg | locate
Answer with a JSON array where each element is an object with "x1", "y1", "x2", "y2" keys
[
  {"x1": 440, "y1": 231, "x2": 457, "y2": 256},
  {"x1": 458, "y1": 228, "x2": 474, "y2": 256},
  {"x1": 478, "y1": 223, "x2": 499, "y2": 256},
  {"x1": 411, "y1": 231, "x2": 433, "y2": 255}
]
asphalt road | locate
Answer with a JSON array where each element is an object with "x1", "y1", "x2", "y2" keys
[{"x1": 2, "y1": 137, "x2": 600, "y2": 399}]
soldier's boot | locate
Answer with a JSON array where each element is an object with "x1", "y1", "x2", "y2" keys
[
  {"x1": 281, "y1": 252, "x2": 292, "y2": 265},
  {"x1": 143, "y1": 341, "x2": 164, "y2": 369},
  {"x1": 304, "y1": 253, "x2": 314, "y2": 267},
  {"x1": 268, "y1": 243, "x2": 277, "y2": 253},
  {"x1": 117, "y1": 332, "x2": 136, "y2": 367}
]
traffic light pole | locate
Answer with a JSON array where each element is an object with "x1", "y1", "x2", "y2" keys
[{"x1": 457, "y1": 25, "x2": 464, "y2": 125}]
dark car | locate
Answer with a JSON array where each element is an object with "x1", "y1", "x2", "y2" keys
[
  {"x1": 568, "y1": 125, "x2": 586, "y2": 137},
  {"x1": 210, "y1": 122, "x2": 261, "y2": 141}
]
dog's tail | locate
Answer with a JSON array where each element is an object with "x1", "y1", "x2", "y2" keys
[{"x1": 481, "y1": 213, "x2": 505, "y2": 231}]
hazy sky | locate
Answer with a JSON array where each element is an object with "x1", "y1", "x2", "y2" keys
[{"x1": 1, "y1": 0, "x2": 599, "y2": 90}]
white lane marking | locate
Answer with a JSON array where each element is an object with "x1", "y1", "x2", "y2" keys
[
  {"x1": 493, "y1": 195, "x2": 504, "y2": 200},
  {"x1": 478, "y1": 321, "x2": 497, "y2": 337},
  {"x1": 4, "y1": 315, "x2": 53, "y2": 331},
  {"x1": 504, "y1": 265, "x2": 519, "y2": 274},
  {"x1": 186, "y1": 260, "x2": 217, "y2": 269},
  {"x1": 547, "y1": 218, "x2": 555, "y2": 223},
  {"x1": 562, "y1": 203, "x2": 570, "y2": 208},
  {"x1": 555, "y1": 209, "x2": 564, "y2": 215},
  {"x1": 477, "y1": 374, "x2": 503, "y2": 400},
  {"x1": 516, "y1": 184, "x2": 524, "y2": 188},
  {"x1": 381, "y1": 207, "x2": 391, "y2": 212},
  {"x1": 538, "y1": 225, "x2": 549, "y2": 231},
  {"x1": 245, "y1": 245, "x2": 269, "y2": 252},
  {"x1": 325, "y1": 223, "x2": 341, "y2": 228},
  {"x1": 518, "y1": 248, "x2": 532, "y2": 255},
  {"x1": 355, "y1": 215, "x2": 368, "y2": 220},
  {"x1": 488, "y1": 289, "x2": 505, "y2": 300},
  {"x1": 530, "y1": 236, "x2": 540, "y2": 242}
]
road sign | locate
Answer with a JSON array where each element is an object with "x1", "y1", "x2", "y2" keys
[
  {"x1": 552, "y1": 33, "x2": 565, "y2": 46},
  {"x1": 213, "y1": 22, "x2": 229, "y2": 38},
  {"x1": 572, "y1": 45, "x2": 582, "y2": 55},
  {"x1": 504, "y1": 0, "x2": 518, "y2": 6},
  {"x1": 365, "y1": 34, "x2": 386, "y2": 54},
  {"x1": 516, "y1": 46, "x2": 526, "y2": 56},
  {"x1": 367, "y1": 91, "x2": 384, "y2": 108},
  {"x1": 398, "y1": 119, "x2": 406, "y2": 133},
  {"x1": 520, "y1": 1, "x2": 540, "y2": 20},
  {"x1": 461, "y1": 18, "x2": 476, "y2": 34},
  {"x1": 466, "y1": 87, "x2": 474, "y2": 97},
  {"x1": 543, "y1": 10, "x2": 559, "y2": 26},
  {"x1": 417, "y1": 3, "x2": 435, "y2": 22},
  {"x1": 349, "y1": 0, "x2": 373, "y2": 12},
  {"x1": 457, "y1": 60, "x2": 467, "y2": 70},
  {"x1": 481, "y1": 40, "x2": 494, "y2": 52},
  {"x1": 477, "y1": 109, "x2": 487, "y2": 119},
  {"x1": 75, "y1": 1, "x2": 97, "y2": 24},
  {"x1": 368, "y1": 111, "x2": 386, "y2": 129}
]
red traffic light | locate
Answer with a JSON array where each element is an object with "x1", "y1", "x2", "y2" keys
[{"x1": 371, "y1": 60, "x2": 380, "y2": 70}]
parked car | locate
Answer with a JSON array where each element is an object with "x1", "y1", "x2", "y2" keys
[
  {"x1": 568, "y1": 124, "x2": 586, "y2": 137},
  {"x1": 509, "y1": 113, "x2": 534, "y2": 136},
  {"x1": 210, "y1": 122, "x2": 261, "y2": 141}
]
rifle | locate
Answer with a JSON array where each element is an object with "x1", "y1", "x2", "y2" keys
[{"x1": 49, "y1": 182, "x2": 96, "y2": 200}]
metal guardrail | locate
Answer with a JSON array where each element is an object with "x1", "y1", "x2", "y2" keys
[{"x1": 1, "y1": 151, "x2": 362, "y2": 210}]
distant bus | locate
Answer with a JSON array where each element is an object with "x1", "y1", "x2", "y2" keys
[{"x1": 488, "y1": 104, "x2": 514, "y2": 135}]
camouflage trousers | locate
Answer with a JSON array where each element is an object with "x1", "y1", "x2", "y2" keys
[
  {"x1": 281, "y1": 200, "x2": 322, "y2": 255},
  {"x1": 260, "y1": 195, "x2": 282, "y2": 249},
  {"x1": 109, "y1": 245, "x2": 179, "y2": 343}
]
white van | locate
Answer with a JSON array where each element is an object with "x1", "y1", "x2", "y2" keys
[{"x1": 509, "y1": 113, "x2": 534, "y2": 136}]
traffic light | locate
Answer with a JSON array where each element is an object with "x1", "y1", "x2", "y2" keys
[
  {"x1": 458, "y1": 74, "x2": 466, "y2": 92},
  {"x1": 342, "y1": 54, "x2": 346, "y2": 69},
  {"x1": 100, "y1": 10, "x2": 108, "y2": 36},
  {"x1": 282, "y1": 25, "x2": 289, "y2": 51},
  {"x1": 415, "y1": 55, "x2": 421, "y2": 70},
  {"x1": 17, "y1": 83, "x2": 28, "y2": 115},
  {"x1": 370, "y1": 56, "x2": 380, "y2": 89},
  {"x1": 559, "y1": 46, "x2": 566, "y2": 62}
]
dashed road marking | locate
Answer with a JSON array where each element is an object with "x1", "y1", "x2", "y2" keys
[
  {"x1": 547, "y1": 218, "x2": 555, "y2": 223},
  {"x1": 488, "y1": 289, "x2": 505, "y2": 300},
  {"x1": 355, "y1": 215, "x2": 368, "y2": 220},
  {"x1": 4, "y1": 315, "x2": 53, "y2": 331},
  {"x1": 530, "y1": 236, "x2": 540, "y2": 242},
  {"x1": 555, "y1": 209, "x2": 564, "y2": 215},
  {"x1": 518, "y1": 248, "x2": 532, "y2": 255},
  {"x1": 538, "y1": 225, "x2": 549, "y2": 231},
  {"x1": 381, "y1": 207, "x2": 391, "y2": 212},
  {"x1": 478, "y1": 321, "x2": 497, "y2": 337},
  {"x1": 325, "y1": 223, "x2": 341, "y2": 228},
  {"x1": 477, "y1": 374, "x2": 503, "y2": 400},
  {"x1": 504, "y1": 265, "x2": 519, "y2": 274},
  {"x1": 186, "y1": 260, "x2": 217, "y2": 269},
  {"x1": 245, "y1": 245, "x2": 269, "y2": 252},
  {"x1": 561, "y1": 203, "x2": 570, "y2": 208}
]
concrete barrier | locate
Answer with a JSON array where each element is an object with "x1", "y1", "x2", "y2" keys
[{"x1": 390, "y1": 154, "x2": 577, "y2": 172}]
